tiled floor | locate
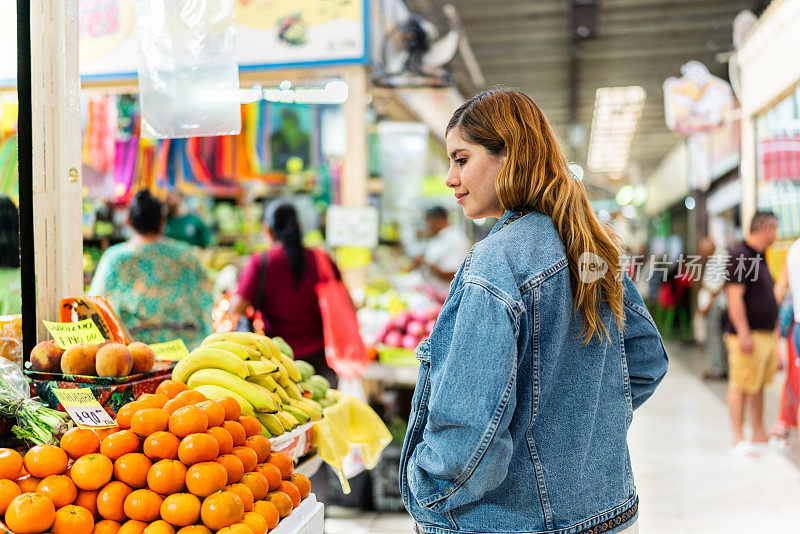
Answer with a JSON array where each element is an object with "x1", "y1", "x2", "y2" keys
[{"x1": 324, "y1": 342, "x2": 800, "y2": 533}]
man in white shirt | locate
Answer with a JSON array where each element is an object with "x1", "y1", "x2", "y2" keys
[{"x1": 414, "y1": 207, "x2": 471, "y2": 298}]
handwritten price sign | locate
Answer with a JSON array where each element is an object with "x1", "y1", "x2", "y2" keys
[
  {"x1": 51, "y1": 388, "x2": 117, "y2": 429},
  {"x1": 42, "y1": 319, "x2": 106, "y2": 349},
  {"x1": 150, "y1": 339, "x2": 189, "y2": 361}
]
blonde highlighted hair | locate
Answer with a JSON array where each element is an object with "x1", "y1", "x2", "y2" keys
[{"x1": 447, "y1": 89, "x2": 624, "y2": 342}]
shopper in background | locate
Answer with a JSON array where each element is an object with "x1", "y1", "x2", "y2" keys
[
  {"x1": 90, "y1": 190, "x2": 213, "y2": 348},
  {"x1": 697, "y1": 237, "x2": 729, "y2": 380},
  {"x1": 412, "y1": 206, "x2": 471, "y2": 299},
  {"x1": 164, "y1": 192, "x2": 211, "y2": 248},
  {"x1": 227, "y1": 201, "x2": 342, "y2": 385},
  {"x1": 401, "y1": 89, "x2": 667, "y2": 534},
  {"x1": 0, "y1": 196, "x2": 21, "y2": 315},
  {"x1": 724, "y1": 211, "x2": 779, "y2": 453}
]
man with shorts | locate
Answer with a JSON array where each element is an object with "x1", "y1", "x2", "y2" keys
[{"x1": 724, "y1": 211, "x2": 779, "y2": 453}]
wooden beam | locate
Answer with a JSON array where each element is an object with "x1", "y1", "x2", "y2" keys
[
  {"x1": 30, "y1": 0, "x2": 83, "y2": 341},
  {"x1": 341, "y1": 66, "x2": 368, "y2": 207}
]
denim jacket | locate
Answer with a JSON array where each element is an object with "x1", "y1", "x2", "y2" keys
[{"x1": 400, "y1": 211, "x2": 668, "y2": 534}]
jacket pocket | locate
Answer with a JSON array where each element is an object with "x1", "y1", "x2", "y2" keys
[{"x1": 400, "y1": 339, "x2": 432, "y2": 510}]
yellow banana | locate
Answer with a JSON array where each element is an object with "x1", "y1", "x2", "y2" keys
[
  {"x1": 278, "y1": 354, "x2": 302, "y2": 382},
  {"x1": 247, "y1": 382, "x2": 283, "y2": 411},
  {"x1": 260, "y1": 425, "x2": 272, "y2": 438},
  {"x1": 288, "y1": 398, "x2": 323, "y2": 421},
  {"x1": 273, "y1": 385, "x2": 291, "y2": 404},
  {"x1": 203, "y1": 332, "x2": 264, "y2": 358},
  {"x1": 186, "y1": 368, "x2": 278, "y2": 413},
  {"x1": 252, "y1": 334, "x2": 282, "y2": 360},
  {"x1": 190, "y1": 384, "x2": 255, "y2": 416},
  {"x1": 281, "y1": 404, "x2": 310, "y2": 425},
  {"x1": 248, "y1": 374, "x2": 278, "y2": 391},
  {"x1": 274, "y1": 410, "x2": 299, "y2": 431},
  {"x1": 283, "y1": 381, "x2": 303, "y2": 401},
  {"x1": 172, "y1": 348, "x2": 249, "y2": 383},
  {"x1": 256, "y1": 412, "x2": 285, "y2": 436},
  {"x1": 245, "y1": 360, "x2": 279, "y2": 376},
  {"x1": 201, "y1": 341, "x2": 251, "y2": 360},
  {"x1": 273, "y1": 361, "x2": 290, "y2": 387}
]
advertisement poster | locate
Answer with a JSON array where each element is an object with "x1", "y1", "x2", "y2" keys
[{"x1": 663, "y1": 61, "x2": 734, "y2": 137}]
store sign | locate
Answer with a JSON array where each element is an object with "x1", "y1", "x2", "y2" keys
[
  {"x1": 150, "y1": 339, "x2": 190, "y2": 361},
  {"x1": 663, "y1": 61, "x2": 734, "y2": 136},
  {"x1": 52, "y1": 388, "x2": 118, "y2": 429},
  {"x1": 42, "y1": 319, "x2": 106, "y2": 349},
  {"x1": 326, "y1": 206, "x2": 379, "y2": 248}
]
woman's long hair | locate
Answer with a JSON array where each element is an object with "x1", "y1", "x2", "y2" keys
[
  {"x1": 447, "y1": 89, "x2": 624, "y2": 342},
  {"x1": 264, "y1": 202, "x2": 306, "y2": 286},
  {"x1": 0, "y1": 196, "x2": 20, "y2": 269}
]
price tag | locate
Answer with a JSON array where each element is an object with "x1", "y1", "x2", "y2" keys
[
  {"x1": 51, "y1": 388, "x2": 117, "y2": 429},
  {"x1": 42, "y1": 319, "x2": 106, "y2": 349},
  {"x1": 150, "y1": 339, "x2": 189, "y2": 361}
]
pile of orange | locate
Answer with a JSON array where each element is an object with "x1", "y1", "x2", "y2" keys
[{"x1": 0, "y1": 379, "x2": 312, "y2": 534}]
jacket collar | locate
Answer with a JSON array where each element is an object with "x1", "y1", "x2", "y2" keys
[{"x1": 489, "y1": 211, "x2": 516, "y2": 236}]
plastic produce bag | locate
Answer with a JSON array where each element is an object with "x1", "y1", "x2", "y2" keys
[
  {"x1": 136, "y1": 0, "x2": 242, "y2": 139},
  {"x1": 0, "y1": 315, "x2": 22, "y2": 366},
  {"x1": 0, "y1": 358, "x2": 67, "y2": 445}
]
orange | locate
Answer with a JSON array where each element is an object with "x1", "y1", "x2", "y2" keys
[
  {"x1": 178, "y1": 433, "x2": 219, "y2": 466},
  {"x1": 23, "y1": 445, "x2": 68, "y2": 478},
  {"x1": 206, "y1": 427, "x2": 234, "y2": 456},
  {"x1": 35, "y1": 474, "x2": 77, "y2": 508},
  {"x1": 60, "y1": 428, "x2": 101, "y2": 460},
  {"x1": 254, "y1": 463, "x2": 281, "y2": 492},
  {"x1": 231, "y1": 447, "x2": 257, "y2": 473},
  {"x1": 169, "y1": 406, "x2": 209, "y2": 439},
  {"x1": 185, "y1": 462, "x2": 227, "y2": 498},
  {"x1": 4, "y1": 492, "x2": 56, "y2": 534},
  {"x1": 131, "y1": 409, "x2": 169, "y2": 437},
  {"x1": 100, "y1": 430, "x2": 141, "y2": 461},
  {"x1": 75, "y1": 488, "x2": 100, "y2": 520},
  {"x1": 163, "y1": 398, "x2": 190, "y2": 416},
  {"x1": 266, "y1": 452, "x2": 292, "y2": 480},
  {"x1": 97, "y1": 481, "x2": 133, "y2": 521},
  {"x1": 118, "y1": 520, "x2": 148, "y2": 534},
  {"x1": 142, "y1": 520, "x2": 175, "y2": 534},
  {"x1": 175, "y1": 526, "x2": 212, "y2": 534},
  {"x1": 223, "y1": 483, "x2": 253, "y2": 512},
  {"x1": 137, "y1": 394, "x2": 169, "y2": 409},
  {"x1": 159, "y1": 493, "x2": 201, "y2": 527},
  {"x1": 114, "y1": 453, "x2": 152, "y2": 488},
  {"x1": 264, "y1": 491, "x2": 292, "y2": 518},
  {"x1": 216, "y1": 524, "x2": 253, "y2": 534},
  {"x1": 146, "y1": 459, "x2": 187, "y2": 495},
  {"x1": 173, "y1": 390, "x2": 207, "y2": 405},
  {"x1": 51, "y1": 504, "x2": 95, "y2": 534},
  {"x1": 238, "y1": 472, "x2": 268, "y2": 501},
  {"x1": 197, "y1": 401, "x2": 225, "y2": 428},
  {"x1": 143, "y1": 431, "x2": 180, "y2": 461},
  {"x1": 116, "y1": 401, "x2": 147, "y2": 430},
  {"x1": 241, "y1": 512, "x2": 267, "y2": 534},
  {"x1": 199, "y1": 491, "x2": 244, "y2": 530},
  {"x1": 92, "y1": 428, "x2": 118, "y2": 441},
  {"x1": 215, "y1": 398, "x2": 241, "y2": 421},
  {"x1": 71, "y1": 454, "x2": 114, "y2": 490},
  {"x1": 251, "y1": 500, "x2": 279, "y2": 530},
  {"x1": 277, "y1": 480, "x2": 301, "y2": 508},
  {"x1": 288, "y1": 473, "x2": 310, "y2": 500},
  {"x1": 123, "y1": 488, "x2": 163, "y2": 522},
  {"x1": 155, "y1": 380, "x2": 188, "y2": 400},
  {"x1": 93, "y1": 519, "x2": 122, "y2": 534},
  {"x1": 222, "y1": 421, "x2": 246, "y2": 447},
  {"x1": 215, "y1": 454, "x2": 244, "y2": 485},
  {"x1": 0, "y1": 478, "x2": 21, "y2": 514},
  {"x1": 243, "y1": 436, "x2": 270, "y2": 463},
  {"x1": 16, "y1": 475, "x2": 41, "y2": 493},
  {"x1": 237, "y1": 417, "x2": 261, "y2": 438},
  {"x1": 0, "y1": 448, "x2": 23, "y2": 480}
]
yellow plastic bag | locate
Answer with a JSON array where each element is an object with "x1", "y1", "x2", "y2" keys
[{"x1": 312, "y1": 394, "x2": 392, "y2": 493}]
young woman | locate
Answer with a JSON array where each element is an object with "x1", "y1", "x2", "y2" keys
[{"x1": 400, "y1": 90, "x2": 668, "y2": 534}]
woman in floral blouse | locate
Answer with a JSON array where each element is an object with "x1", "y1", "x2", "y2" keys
[{"x1": 90, "y1": 191, "x2": 213, "y2": 349}]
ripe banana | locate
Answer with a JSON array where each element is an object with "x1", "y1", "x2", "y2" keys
[
  {"x1": 274, "y1": 410, "x2": 299, "y2": 431},
  {"x1": 248, "y1": 375, "x2": 291, "y2": 404},
  {"x1": 256, "y1": 412, "x2": 285, "y2": 436},
  {"x1": 245, "y1": 360, "x2": 279, "y2": 376},
  {"x1": 253, "y1": 334, "x2": 282, "y2": 360},
  {"x1": 247, "y1": 382, "x2": 283, "y2": 411},
  {"x1": 186, "y1": 368, "x2": 278, "y2": 413},
  {"x1": 287, "y1": 398, "x2": 323, "y2": 421},
  {"x1": 281, "y1": 404, "x2": 310, "y2": 425},
  {"x1": 172, "y1": 348, "x2": 249, "y2": 383},
  {"x1": 260, "y1": 425, "x2": 272, "y2": 438},
  {"x1": 283, "y1": 381, "x2": 303, "y2": 401},
  {"x1": 273, "y1": 384, "x2": 291, "y2": 404},
  {"x1": 278, "y1": 354, "x2": 302, "y2": 382},
  {"x1": 202, "y1": 332, "x2": 263, "y2": 359},
  {"x1": 270, "y1": 360, "x2": 290, "y2": 387},
  {"x1": 190, "y1": 384, "x2": 256, "y2": 416},
  {"x1": 201, "y1": 341, "x2": 251, "y2": 360}
]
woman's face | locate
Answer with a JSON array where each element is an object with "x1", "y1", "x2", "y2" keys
[{"x1": 445, "y1": 129, "x2": 505, "y2": 220}]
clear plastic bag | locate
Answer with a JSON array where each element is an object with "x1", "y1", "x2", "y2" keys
[
  {"x1": 0, "y1": 315, "x2": 22, "y2": 367},
  {"x1": 136, "y1": 0, "x2": 242, "y2": 139}
]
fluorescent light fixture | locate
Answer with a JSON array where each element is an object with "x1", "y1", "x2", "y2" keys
[{"x1": 587, "y1": 86, "x2": 646, "y2": 173}]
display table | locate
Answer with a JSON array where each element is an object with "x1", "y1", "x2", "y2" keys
[{"x1": 270, "y1": 493, "x2": 324, "y2": 534}]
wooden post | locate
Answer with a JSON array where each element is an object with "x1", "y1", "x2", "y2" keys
[
  {"x1": 30, "y1": 0, "x2": 83, "y2": 341},
  {"x1": 341, "y1": 66, "x2": 368, "y2": 208}
]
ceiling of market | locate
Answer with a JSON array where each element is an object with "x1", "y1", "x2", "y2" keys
[{"x1": 407, "y1": 0, "x2": 768, "y2": 193}]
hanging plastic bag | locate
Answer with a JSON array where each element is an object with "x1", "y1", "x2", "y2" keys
[
  {"x1": 135, "y1": 0, "x2": 241, "y2": 139},
  {"x1": 313, "y1": 249, "x2": 370, "y2": 378}
]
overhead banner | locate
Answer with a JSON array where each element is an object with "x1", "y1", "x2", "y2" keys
[
  {"x1": 663, "y1": 61, "x2": 734, "y2": 137},
  {"x1": 0, "y1": 0, "x2": 368, "y2": 85}
]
